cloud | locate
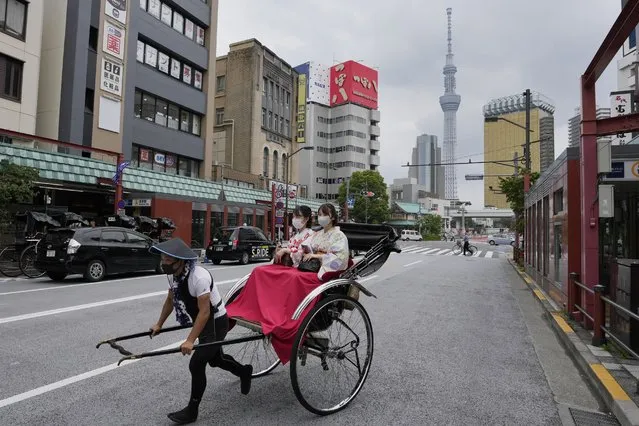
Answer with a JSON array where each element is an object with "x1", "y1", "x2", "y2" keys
[{"x1": 216, "y1": 0, "x2": 624, "y2": 207}]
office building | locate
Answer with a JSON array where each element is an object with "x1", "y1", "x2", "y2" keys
[
  {"x1": 483, "y1": 91, "x2": 555, "y2": 209},
  {"x1": 35, "y1": 0, "x2": 218, "y2": 179},
  {"x1": 214, "y1": 38, "x2": 301, "y2": 190},
  {"x1": 0, "y1": 0, "x2": 43, "y2": 134},
  {"x1": 568, "y1": 106, "x2": 611, "y2": 148},
  {"x1": 294, "y1": 60, "x2": 381, "y2": 201},
  {"x1": 409, "y1": 134, "x2": 444, "y2": 198}
]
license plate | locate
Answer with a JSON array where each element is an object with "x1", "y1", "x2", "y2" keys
[
  {"x1": 215, "y1": 247, "x2": 223, "y2": 251},
  {"x1": 46, "y1": 250, "x2": 55, "y2": 257}
]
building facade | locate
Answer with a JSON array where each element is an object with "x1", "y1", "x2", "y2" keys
[
  {"x1": 0, "y1": 0, "x2": 43, "y2": 134},
  {"x1": 568, "y1": 106, "x2": 611, "y2": 148},
  {"x1": 294, "y1": 60, "x2": 380, "y2": 201},
  {"x1": 35, "y1": 0, "x2": 217, "y2": 180},
  {"x1": 409, "y1": 133, "x2": 443, "y2": 198},
  {"x1": 483, "y1": 91, "x2": 555, "y2": 208},
  {"x1": 214, "y1": 38, "x2": 302, "y2": 190}
]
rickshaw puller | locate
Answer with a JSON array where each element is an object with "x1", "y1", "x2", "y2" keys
[{"x1": 149, "y1": 238, "x2": 253, "y2": 425}]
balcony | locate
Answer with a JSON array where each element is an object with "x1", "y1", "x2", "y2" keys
[
  {"x1": 370, "y1": 109, "x2": 380, "y2": 123},
  {"x1": 369, "y1": 154, "x2": 380, "y2": 166},
  {"x1": 370, "y1": 125, "x2": 380, "y2": 137},
  {"x1": 370, "y1": 139, "x2": 380, "y2": 151}
]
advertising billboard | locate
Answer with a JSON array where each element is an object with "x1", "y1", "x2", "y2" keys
[
  {"x1": 330, "y1": 60, "x2": 378, "y2": 109},
  {"x1": 294, "y1": 62, "x2": 330, "y2": 106},
  {"x1": 296, "y1": 74, "x2": 307, "y2": 143}
]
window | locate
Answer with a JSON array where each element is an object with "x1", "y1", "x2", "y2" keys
[
  {"x1": 216, "y1": 108, "x2": 224, "y2": 125},
  {"x1": 144, "y1": 44, "x2": 157, "y2": 67},
  {"x1": 285, "y1": 119, "x2": 290, "y2": 137},
  {"x1": 263, "y1": 147, "x2": 269, "y2": 177},
  {"x1": 167, "y1": 104, "x2": 179, "y2": 129},
  {"x1": 84, "y1": 88, "x2": 94, "y2": 113},
  {"x1": 269, "y1": 81, "x2": 274, "y2": 98},
  {"x1": 216, "y1": 75, "x2": 225, "y2": 92},
  {"x1": 143, "y1": 0, "x2": 203, "y2": 45},
  {"x1": 268, "y1": 111, "x2": 273, "y2": 129},
  {"x1": 285, "y1": 91, "x2": 290, "y2": 107},
  {"x1": 282, "y1": 153, "x2": 287, "y2": 179},
  {"x1": 262, "y1": 77, "x2": 267, "y2": 96},
  {"x1": 184, "y1": 19, "x2": 194, "y2": 39},
  {"x1": 262, "y1": 108, "x2": 266, "y2": 127},
  {"x1": 183, "y1": 64, "x2": 192, "y2": 84},
  {"x1": 89, "y1": 26, "x2": 98, "y2": 51},
  {"x1": 102, "y1": 231, "x2": 126, "y2": 244},
  {"x1": 134, "y1": 91, "x2": 142, "y2": 118},
  {"x1": 135, "y1": 89, "x2": 202, "y2": 136},
  {"x1": 273, "y1": 151, "x2": 278, "y2": 179},
  {"x1": 141, "y1": 92, "x2": 155, "y2": 121},
  {"x1": 180, "y1": 109, "x2": 190, "y2": 132},
  {"x1": 138, "y1": 39, "x2": 203, "y2": 91},
  {"x1": 196, "y1": 26, "x2": 205, "y2": 45},
  {"x1": 275, "y1": 85, "x2": 279, "y2": 103},
  {"x1": 155, "y1": 99, "x2": 167, "y2": 126},
  {"x1": 133, "y1": 144, "x2": 200, "y2": 177},
  {"x1": 158, "y1": 52, "x2": 169, "y2": 73},
  {"x1": 170, "y1": 58, "x2": 181, "y2": 79},
  {"x1": 136, "y1": 40, "x2": 144, "y2": 62},
  {"x1": 0, "y1": 53, "x2": 22, "y2": 101},
  {"x1": 279, "y1": 117, "x2": 284, "y2": 134},
  {"x1": 274, "y1": 114, "x2": 279, "y2": 132},
  {"x1": 0, "y1": 0, "x2": 27, "y2": 40},
  {"x1": 126, "y1": 232, "x2": 147, "y2": 245},
  {"x1": 192, "y1": 115, "x2": 200, "y2": 136},
  {"x1": 172, "y1": 12, "x2": 184, "y2": 33},
  {"x1": 160, "y1": 3, "x2": 172, "y2": 25}
]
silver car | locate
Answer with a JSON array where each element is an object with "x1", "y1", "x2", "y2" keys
[{"x1": 487, "y1": 234, "x2": 515, "y2": 246}]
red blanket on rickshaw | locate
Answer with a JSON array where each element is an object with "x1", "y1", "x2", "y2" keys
[{"x1": 225, "y1": 264, "x2": 324, "y2": 364}]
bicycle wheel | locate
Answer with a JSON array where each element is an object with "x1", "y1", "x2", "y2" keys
[
  {"x1": 0, "y1": 247, "x2": 22, "y2": 277},
  {"x1": 452, "y1": 244, "x2": 462, "y2": 255},
  {"x1": 20, "y1": 244, "x2": 45, "y2": 278},
  {"x1": 466, "y1": 245, "x2": 478, "y2": 256}
]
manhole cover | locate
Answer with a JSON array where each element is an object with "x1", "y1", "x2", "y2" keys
[{"x1": 569, "y1": 407, "x2": 619, "y2": 426}]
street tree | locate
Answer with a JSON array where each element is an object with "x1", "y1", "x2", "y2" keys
[
  {"x1": 498, "y1": 170, "x2": 540, "y2": 234},
  {"x1": 337, "y1": 170, "x2": 390, "y2": 224},
  {"x1": 0, "y1": 160, "x2": 39, "y2": 223},
  {"x1": 417, "y1": 213, "x2": 442, "y2": 240}
]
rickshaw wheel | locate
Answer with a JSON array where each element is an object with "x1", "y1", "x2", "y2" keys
[
  {"x1": 20, "y1": 245, "x2": 46, "y2": 278},
  {"x1": 223, "y1": 285, "x2": 281, "y2": 378},
  {"x1": 290, "y1": 294, "x2": 374, "y2": 416},
  {"x1": 0, "y1": 247, "x2": 22, "y2": 277}
]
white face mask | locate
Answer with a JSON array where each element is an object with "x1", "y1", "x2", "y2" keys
[
  {"x1": 292, "y1": 217, "x2": 305, "y2": 230},
  {"x1": 318, "y1": 215, "x2": 331, "y2": 227}
]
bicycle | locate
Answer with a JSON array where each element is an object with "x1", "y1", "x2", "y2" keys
[
  {"x1": 451, "y1": 240, "x2": 477, "y2": 256},
  {"x1": 0, "y1": 246, "x2": 22, "y2": 277}
]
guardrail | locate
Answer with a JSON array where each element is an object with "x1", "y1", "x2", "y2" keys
[{"x1": 569, "y1": 272, "x2": 639, "y2": 359}]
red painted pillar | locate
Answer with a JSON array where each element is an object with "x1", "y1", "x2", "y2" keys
[
  {"x1": 114, "y1": 153, "x2": 124, "y2": 213},
  {"x1": 580, "y1": 76, "x2": 599, "y2": 315},
  {"x1": 204, "y1": 205, "x2": 211, "y2": 246}
]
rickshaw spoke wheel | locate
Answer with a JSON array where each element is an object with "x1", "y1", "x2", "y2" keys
[
  {"x1": 223, "y1": 286, "x2": 280, "y2": 378},
  {"x1": 291, "y1": 294, "x2": 373, "y2": 416},
  {"x1": 0, "y1": 247, "x2": 22, "y2": 277},
  {"x1": 20, "y1": 245, "x2": 45, "y2": 278}
]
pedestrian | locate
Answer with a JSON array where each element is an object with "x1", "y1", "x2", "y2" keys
[
  {"x1": 149, "y1": 238, "x2": 253, "y2": 424},
  {"x1": 463, "y1": 231, "x2": 470, "y2": 255}
]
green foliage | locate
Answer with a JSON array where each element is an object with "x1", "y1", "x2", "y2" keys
[
  {"x1": 337, "y1": 170, "x2": 390, "y2": 224},
  {"x1": 497, "y1": 170, "x2": 540, "y2": 233},
  {"x1": 0, "y1": 160, "x2": 39, "y2": 221},
  {"x1": 417, "y1": 213, "x2": 442, "y2": 238}
]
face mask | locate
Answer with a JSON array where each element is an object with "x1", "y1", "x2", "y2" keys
[
  {"x1": 161, "y1": 261, "x2": 178, "y2": 275},
  {"x1": 292, "y1": 218, "x2": 305, "y2": 230},
  {"x1": 318, "y1": 215, "x2": 331, "y2": 227}
]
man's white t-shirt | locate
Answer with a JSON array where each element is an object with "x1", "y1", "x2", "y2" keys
[{"x1": 169, "y1": 266, "x2": 226, "y2": 319}]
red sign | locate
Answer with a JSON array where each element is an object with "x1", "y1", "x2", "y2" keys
[{"x1": 329, "y1": 60, "x2": 379, "y2": 109}]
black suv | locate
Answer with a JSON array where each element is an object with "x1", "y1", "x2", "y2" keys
[
  {"x1": 206, "y1": 226, "x2": 276, "y2": 265},
  {"x1": 36, "y1": 226, "x2": 162, "y2": 282}
]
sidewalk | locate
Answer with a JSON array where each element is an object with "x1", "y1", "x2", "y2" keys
[{"x1": 508, "y1": 258, "x2": 639, "y2": 426}]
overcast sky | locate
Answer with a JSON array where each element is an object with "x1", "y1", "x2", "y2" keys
[{"x1": 216, "y1": 0, "x2": 623, "y2": 207}]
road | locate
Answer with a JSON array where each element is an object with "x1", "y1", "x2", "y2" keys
[{"x1": 0, "y1": 241, "x2": 611, "y2": 425}]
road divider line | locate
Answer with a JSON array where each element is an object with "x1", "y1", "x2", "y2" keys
[
  {"x1": 403, "y1": 260, "x2": 422, "y2": 267},
  {"x1": 0, "y1": 340, "x2": 182, "y2": 409},
  {"x1": 0, "y1": 279, "x2": 240, "y2": 325},
  {"x1": 0, "y1": 275, "x2": 164, "y2": 296}
]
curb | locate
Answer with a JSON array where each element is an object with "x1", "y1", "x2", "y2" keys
[{"x1": 507, "y1": 259, "x2": 639, "y2": 426}]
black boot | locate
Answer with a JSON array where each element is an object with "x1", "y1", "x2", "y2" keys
[
  {"x1": 240, "y1": 365, "x2": 253, "y2": 395},
  {"x1": 167, "y1": 398, "x2": 200, "y2": 424}
]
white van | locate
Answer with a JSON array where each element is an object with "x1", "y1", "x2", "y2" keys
[{"x1": 400, "y1": 230, "x2": 422, "y2": 241}]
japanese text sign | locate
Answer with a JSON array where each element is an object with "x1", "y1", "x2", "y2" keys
[{"x1": 330, "y1": 60, "x2": 378, "y2": 109}]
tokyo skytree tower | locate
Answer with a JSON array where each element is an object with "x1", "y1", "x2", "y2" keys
[{"x1": 439, "y1": 7, "x2": 461, "y2": 200}]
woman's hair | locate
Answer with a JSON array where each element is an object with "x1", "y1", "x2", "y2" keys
[
  {"x1": 318, "y1": 203, "x2": 338, "y2": 226},
  {"x1": 293, "y1": 205, "x2": 312, "y2": 228}
]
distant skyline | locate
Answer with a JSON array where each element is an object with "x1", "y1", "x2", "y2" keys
[{"x1": 217, "y1": 0, "x2": 621, "y2": 207}]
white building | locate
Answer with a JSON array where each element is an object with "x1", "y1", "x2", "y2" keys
[
  {"x1": 294, "y1": 60, "x2": 380, "y2": 201},
  {"x1": 0, "y1": 0, "x2": 43, "y2": 135}
]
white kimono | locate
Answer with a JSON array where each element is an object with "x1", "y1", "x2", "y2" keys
[
  {"x1": 288, "y1": 227, "x2": 315, "y2": 266},
  {"x1": 307, "y1": 226, "x2": 350, "y2": 280}
]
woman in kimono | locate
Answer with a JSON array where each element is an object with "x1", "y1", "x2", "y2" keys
[
  {"x1": 273, "y1": 205, "x2": 314, "y2": 267},
  {"x1": 302, "y1": 203, "x2": 350, "y2": 281}
]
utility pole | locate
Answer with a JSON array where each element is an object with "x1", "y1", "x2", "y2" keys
[
  {"x1": 345, "y1": 177, "x2": 350, "y2": 221},
  {"x1": 513, "y1": 151, "x2": 520, "y2": 257},
  {"x1": 524, "y1": 89, "x2": 531, "y2": 192}
]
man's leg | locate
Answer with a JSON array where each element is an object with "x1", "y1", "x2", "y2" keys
[{"x1": 208, "y1": 315, "x2": 253, "y2": 394}]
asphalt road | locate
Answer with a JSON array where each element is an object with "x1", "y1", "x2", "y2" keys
[{"x1": 0, "y1": 241, "x2": 610, "y2": 425}]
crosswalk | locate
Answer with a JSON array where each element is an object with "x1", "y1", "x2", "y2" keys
[{"x1": 399, "y1": 245, "x2": 503, "y2": 259}]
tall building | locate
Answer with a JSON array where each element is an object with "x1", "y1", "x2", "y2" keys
[
  {"x1": 483, "y1": 91, "x2": 555, "y2": 208},
  {"x1": 214, "y1": 39, "x2": 300, "y2": 189},
  {"x1": 439, "y1": 7, "x2": 461, "y2": 200},
  {"x1": 409, "y1": 134, "x2": 443, "y2": 198},
  {"x1": 0, "y1": 0, "x2": 44, "y2": 134},
  {"x1": 568, "y1": 106, "x2": 611, "y2": 148},
  {"x1": 617, "y1": 0, "x2": 637, "y2": 93},
  {"x1": 35, "y1": 0, "x2": 218, "y2": 179},
  {"x1": 295, "y1": 60, "x2": 380, "y2": 201}
]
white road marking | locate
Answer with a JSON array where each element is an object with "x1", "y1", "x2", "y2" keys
[
  {"x1": 473, "y1": 251, "x2": 482, "y2": 257},
  {"x1": 411, "y1": 248, "x2": 432, "y2": 254},
  {"x1": 485, "y1": 251, "x2": 494, "y2": 258},
  {"x1": 436, "y1": 249, "x2": 451, "y2": 255},
  {"x1": 0, "y1": 275, "x2": 164, "y2": 296},
  {"x1": 0, "y1": 279, "x2": 240, "y2": 325},
  {"x1": 422, "y1": 249, "x2": 440, "y2": 255},
  {"x1": 400, "y1": 247, "x2": 422, "y2": 253},
  {"x1": 403, "y1": 260, "x2": 423, "y2": 267},
  {"x1": 0, "y1": 340, "x2": 182, "y2": 409}
]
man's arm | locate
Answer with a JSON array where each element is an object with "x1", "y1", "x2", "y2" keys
[
  {"x1": 186, "y1": 294, "x2": 210, "y2": 343},
  {"x1": 156, "y1": 289, "x2": 174, "y2": 327}
]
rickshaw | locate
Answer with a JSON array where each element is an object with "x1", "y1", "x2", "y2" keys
[
  {"x1": 98, "y1": 223, "x2": 401, "y2": 415},
  {"x1": 0, "y1": 211, "x2": 60, "y2": 277},
  {"x1": 97, "y1": 213, "x2": 138, "y2": 228},
  {"x1": 134, "y1": 215, "x2": 157, "y2": 238},
  {"x1": 152, "y1": 217, "x2": 175, "y2": 242},
  {"x1": 18, "y1": 212, "x2": 90, "y2": 278}
]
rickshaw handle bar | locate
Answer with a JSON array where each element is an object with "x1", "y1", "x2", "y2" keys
[
  {"x1": 116, "y1": 334, "x2": 264, "y2": 366},
  {"x1": 96, "y1": 324, "x2": 192, "y2": 349}
]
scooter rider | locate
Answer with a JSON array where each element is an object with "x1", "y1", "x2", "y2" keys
[{"x1": 149, "y1": 238, "x2": 253, "y2": 424}]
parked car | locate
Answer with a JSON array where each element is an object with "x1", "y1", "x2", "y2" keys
[
  {"x1": 400, "y1": 230, "x2": 422, "y2": 241},
  {"x1": 36, "y1": 226, "x2": 162, "y2": 282},
  {"x1": 206, "y1": 226, "x2": 276, "y2": 265},
  {"x1": 487, "y1": 233, "x2": 515, "y2": 246}
]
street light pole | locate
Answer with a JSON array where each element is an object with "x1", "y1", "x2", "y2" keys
[
  {"x1": 524, "y1": 88, "x2": 531, "y2": 192},
  {"x1": 285, "y1": 145, "x2": 313, "y2": 240}
]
